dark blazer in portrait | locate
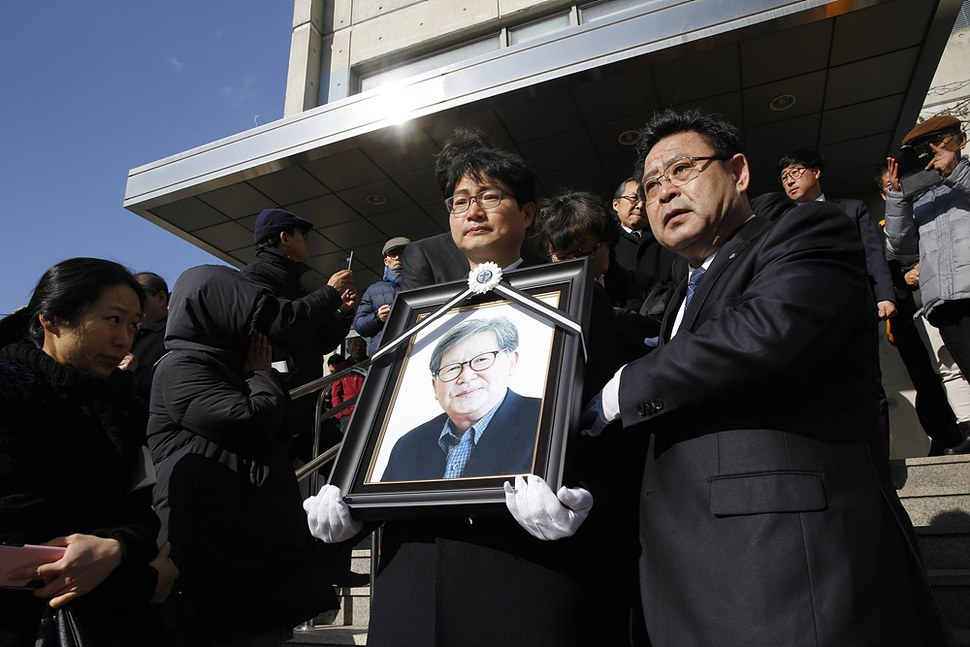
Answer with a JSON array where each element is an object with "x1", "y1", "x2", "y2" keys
[
  {"x1": 380, "y1": 390, "x2": 541, "y2": 481},
  {"x1": 617, "y1": 201, "x2": 950, "y2": 647},
  {"x1": 826, "y1": 196, "x2": 897, "y2": 305}
]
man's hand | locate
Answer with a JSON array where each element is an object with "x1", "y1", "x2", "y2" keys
[
  {"x1": 242, "y1": 332, "x2": 273, "y2": 373},
  {"x1": 377, "y1": 304, "x2": 391, "y2": 322},
  {"x1": 328, "y1": 270, "x2": 355, "y2": 294},
  {"x1": 885, "y1": 157, "x2": 901, "y2": 192},
  {"x1": 339, "y1": 288, "x2": 359, "y2": 313},
  {"x1": 927, "y1": 141, "x2": 960, "y2": 177},
  {"x1": 504, "y1": 475, "x2": 593, "y2": 541},
  {"x1": 580, "y1": 366, "x2": 623, "y2": 437},
  {"x1": 7, "y1": 534, "x2": 123, "y2": 608},
  {"x1": 118, "y1": 353, "x2": 138, "y2": 372},
  {"x1": 904, "y1": 264, "x2": 920, "y2": 287},
  {"x1": 304, "y1": 484, "x2": 363, "y2": 543},
  {"x1": 148, "y1": 542, "x2": 178, "y2": 605},
  {"x1": 877, "y1": 300, "x2": 897, "y2": 320}
]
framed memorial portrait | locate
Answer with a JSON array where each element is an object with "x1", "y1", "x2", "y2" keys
[{"x1": 328, "y1": 259, "x2": 594, "y2": 519}]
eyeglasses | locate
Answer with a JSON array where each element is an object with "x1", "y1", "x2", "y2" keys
[
  {"x1": 550, "y1": 242, "x2": 601, "y2": 262},
  {"x1": 618, "y1": 194, "x2": 640, "y2": 204},
  {"x1": 445, "y1": 189, "x2": 516, "y2": 216},
  {"x1": 434, "y1": 350, "x2": 505, "y2": 382},
  {"x1": 638, "y1": 156, "x2": 729, "y2": 206},
  {"x1": 882, "y1": 182, "x2": 895, "y2": 193},
  {"x1": 779, "y1": 166, "x2": 810, "y2": 184}
]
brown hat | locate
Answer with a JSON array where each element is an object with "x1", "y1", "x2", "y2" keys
[{"x1": 903, "y1": 115, "x2": 961, "y2": 146}]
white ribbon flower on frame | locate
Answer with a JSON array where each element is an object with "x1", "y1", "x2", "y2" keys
[{"x1": 468, "y1": 262, "x2": 503, "y2": 294}]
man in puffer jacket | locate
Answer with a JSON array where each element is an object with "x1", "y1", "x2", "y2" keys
[
  {"x1": 148, "y1": 265, "x2": 338, "y2": 645},
  {"x1": 353, "y1": 237, "x2": 409, "y2": 357},
  {"x1": 885, "y1": 114, "x2": 970, "y2": 455}
]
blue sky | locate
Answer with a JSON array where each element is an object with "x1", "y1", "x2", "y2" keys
[{"x1": 0, "y1": 0, "x2": 293, "y2": 313}]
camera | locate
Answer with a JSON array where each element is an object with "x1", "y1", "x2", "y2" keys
[{"x1": 894, "y1": 141, "x2": 943, "y2": 197}]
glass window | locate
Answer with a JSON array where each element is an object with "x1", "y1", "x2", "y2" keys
[
  {"x1": 359, "y1": 36, "x2": 502, "y2": 94},
  {"x1": 509, "y1": 13, "x2": 572, "y2": 46},
  {"x1": 581, "y1": 0, "x2": 660, "y2": 24}
]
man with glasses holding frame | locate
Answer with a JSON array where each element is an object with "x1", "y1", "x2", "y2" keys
[
  {"x1": 380, "y1": 316, "x2": 540, "y2": 482},
  {"x1": 584, "y1": 108, "x2": 951, "y2": 646},
  {"x1": 401, "y1": 128, "x2": 542, "y2": 290}
]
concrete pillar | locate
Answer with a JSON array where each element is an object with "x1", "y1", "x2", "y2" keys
[{"x1": 284, "y1": 0, "x2": 326, "y2": 116}]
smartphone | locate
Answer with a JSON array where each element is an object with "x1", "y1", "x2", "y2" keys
[
  {"x1": 0, "y1": 543, "x2": 65, "y2": 589},
  {"x1": 339, "y1": 251, "x2": 354, "y2": 272}
]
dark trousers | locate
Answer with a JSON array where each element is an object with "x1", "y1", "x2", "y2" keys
[{"x1": 892, "y1": 298, "x2": 962, "y2": 452}]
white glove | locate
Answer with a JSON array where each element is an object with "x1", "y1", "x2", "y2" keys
[
  {"x1": 303, "y1": 484, "x2": 363, "y2": 543},
  {"x1": 504, "y1": 474, "x2": 593, "y2": 541}
]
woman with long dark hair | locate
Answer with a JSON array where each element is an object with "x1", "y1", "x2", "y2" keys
[{"x1": 0, "y1": 257, "x2": 177, "y2": 647}]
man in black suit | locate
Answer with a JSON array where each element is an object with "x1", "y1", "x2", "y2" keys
[
  {"x1": 380, "y1": 316, "x2": 540, "y2": 481},
  {"x1": 779, "y1": 149, "x2": 897, "y2": 319},
  {"x1": 611, "y1": 177, "x2": 686, "y2": 323},
  {"x1": 779, "y1": 149, "x2": 897, "y2": 444},
  {"x1": 586, "y1": 109, "x2": 950, "y2": 646}
]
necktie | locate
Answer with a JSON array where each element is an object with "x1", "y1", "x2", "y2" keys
[{"x1": 684, "y1": 267, "x2": 706, "y2": 310}]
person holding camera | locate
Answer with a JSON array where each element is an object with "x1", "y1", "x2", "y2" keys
[{"x1": 885, "y1": 114, "x2": 970, "y2": 455}]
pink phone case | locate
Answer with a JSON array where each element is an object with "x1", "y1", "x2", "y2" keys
[{"x1": 0, "y1": 544, "x2": 66, "y2": 589}]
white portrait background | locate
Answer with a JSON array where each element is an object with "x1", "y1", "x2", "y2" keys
[{"x1": 366, "y1": 293, "x2": 560, "y2": 482}]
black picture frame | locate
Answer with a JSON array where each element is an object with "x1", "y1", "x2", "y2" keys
[{"x1": 329, "y1": 259, "x2": 593, "y2": 519}]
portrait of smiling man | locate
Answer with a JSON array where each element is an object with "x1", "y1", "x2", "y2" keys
[{"x1": 380, "y1": 315, "x2": 541, "y2": 482}]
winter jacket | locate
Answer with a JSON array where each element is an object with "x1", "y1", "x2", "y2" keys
[
  {"x1": 0, "y1": 342, "x2": 160, "y2": 647},
  {"x1": 353, "y1": 266, "x2": 402, "y2": 357},
  {"x1": 241, "y1": 247, "x2": 353, "y2": 390},
  {"x1": 884, "y1": 157, "x2": 970, "y2": 318},
  {"x1": 148, "y1": 265, "x2": 337, "y2": 641}
]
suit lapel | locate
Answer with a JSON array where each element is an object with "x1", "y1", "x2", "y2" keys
[{"x1": 681, "y1": 216, "x2": 772, "y2": 331}]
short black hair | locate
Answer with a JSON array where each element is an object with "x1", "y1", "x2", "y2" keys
[
  {"x1": 533, "y1": 190, "x2": 620, "y2": 258},
  {"x1": 135, "y1": 272, "x2": 168, "y2": 297},
  {"x1": 435, "y1": 127, "x2": 537, "y2": 208},
  {"x1": 613, "y1": 177, "x2": 638, "y2": 201},
  {"x1": 0, "y1": 258, "x2": 145, "y2": 348},
  {"x1": 778, "y1": 150, "x2": 825, "y2": 176},
  {"x1": 327, "y1": 354, "x2": 344, "y2": 367},
  {"x1": 874, "y1": 162, "x2": 890, "y2": 192},
  {"x1": 633, "y1": 109, "x2": 744, "y2": 185},
  {"x1": 255, "y1": 228, "x2": 298, "y2": 252}
]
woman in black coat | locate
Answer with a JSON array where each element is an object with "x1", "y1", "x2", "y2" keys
[
  {"x1": 148, "y1": 265, "x2": 338, "y2": 646},
  {"x1": 0, "y1": 258, "x2": 177, "y2": 647}
]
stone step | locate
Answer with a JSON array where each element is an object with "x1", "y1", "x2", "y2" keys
[
  {"x1": 890, "y1": 455, "x2": 969, "y2": 492},
  {"x1": 916, "y1": 527, "x2": 970, "y2": 570},
  {"x1": 928, "y1": 569, "x2": 970, "y2": 630},
  {"x1": 287, "y1": 626, "x2": 368, "y2": 645}
]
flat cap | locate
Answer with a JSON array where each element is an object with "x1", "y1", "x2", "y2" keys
[
  {"x1": 382, "y1": 237, "x2": 411, "y2": 256},
  {"x1": 903, "y1": 115, "x2": 961, "y2": 146},
  {"x1": 253, "y1": 209, "x2": 314, "y2": 244}
]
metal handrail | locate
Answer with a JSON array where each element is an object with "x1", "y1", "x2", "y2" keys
[
  {"x1": 290, "y1": 360, "x2": 368, "y2": 483},
  {"x1": 289, "y1": 357, "x2": 379, "y2": 603}
]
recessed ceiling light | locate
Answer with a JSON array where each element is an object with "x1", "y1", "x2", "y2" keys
[
  {"x1": 618, "y1": 130, "x2": 641, "y2": 146},
  {"x1": 769, "y1": 94, "x2": 796, "y2": 111},
  {"x1": 367, "y1": 194, "x2": 387, "y2": 205}
]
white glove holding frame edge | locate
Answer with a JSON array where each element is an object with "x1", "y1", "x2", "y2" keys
[
  {"x1": 504, "y1": 474, "x2": 593, "y2": 541},
  {"x1": 303, "y1": 484, "x2": 363, "y2": 543}
]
